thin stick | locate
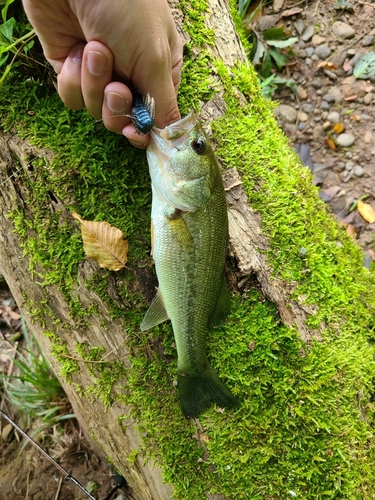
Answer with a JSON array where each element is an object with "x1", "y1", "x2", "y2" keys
[
  {"x1": 0, "y1": 410, "x2": 97, "y2": 500},
  {"x1": 54, "y1": 476, "x2": 64, "y2": 500}
]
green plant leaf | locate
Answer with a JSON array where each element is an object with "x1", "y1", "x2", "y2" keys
[
  {"x1": 268, "y1": 47, "x2": 287, "y2": 70},
  {"x1": 353, "y1": 52, "x2": 375, "y2": 79},
  {"x1": 262, "y1": 27, "x2": 289, "y2": 41},
  {"x1": 261, "y1": 51, "x2": 272, "y2": 77},
  {"x1": 252, "y1": 39, "x2": 265, "y2": 65},
  {"x1": 1, "y1": 0, "x2": 16, "y2": 24},
  {"x1": 0, "y1": 17, "x2": 15, "y2": 42},
  {"x1": 238, "y1": 0, "x2": 253, "y2": 19},
  {"x1": 267, "y1": 37, "x2": 298, "y2": 48}
]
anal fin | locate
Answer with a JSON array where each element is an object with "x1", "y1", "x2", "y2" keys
[{"x1": 141, "y1": 290, "x2": 169, "y2": 331}]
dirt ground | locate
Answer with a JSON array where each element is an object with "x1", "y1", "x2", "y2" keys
[{"x1": 1, "y1": 1, "x2": 375, "y2": 499}]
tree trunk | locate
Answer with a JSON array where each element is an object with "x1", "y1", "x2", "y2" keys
[{"x1": 1, "y1": 1, "x2": 375, "y2": 498}]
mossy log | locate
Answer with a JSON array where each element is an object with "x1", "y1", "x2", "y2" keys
[{"x1": 1, "y1": 1, "x2": 375, "y2": 498}]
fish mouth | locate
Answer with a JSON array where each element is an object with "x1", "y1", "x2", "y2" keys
[{"x1": 149, "y1": 111, "x2": 196, "y2": 152}]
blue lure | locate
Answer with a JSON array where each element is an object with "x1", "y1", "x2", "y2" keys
[{"x1": 128, "y1": 92, "x2": 155, "y2": 134}]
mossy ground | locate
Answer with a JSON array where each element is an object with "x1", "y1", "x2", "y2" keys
[{"x1": 1, "y1": 3, "x2": 375, "y2": 499}]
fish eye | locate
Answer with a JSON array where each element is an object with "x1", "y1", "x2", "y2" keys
[{"x1": 191, "y1": 137, "x2": 206, "y2": 155}]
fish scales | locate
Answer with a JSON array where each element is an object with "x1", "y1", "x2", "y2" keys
[{"x1": 142, "y1": 112, "x2": 237, "y2": 418}]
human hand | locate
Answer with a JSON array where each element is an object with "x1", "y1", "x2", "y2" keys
[{"x1": 22, "y1": 0, "x2": 183, "y2": 148}]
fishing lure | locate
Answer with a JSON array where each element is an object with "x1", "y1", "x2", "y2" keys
[{"x1": 128, "y1": 92, "x2": 155, "y2": 134}]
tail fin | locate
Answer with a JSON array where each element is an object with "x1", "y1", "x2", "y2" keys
[{"x1": 178, "y1": 366, "x2": 237, "y2": 418}]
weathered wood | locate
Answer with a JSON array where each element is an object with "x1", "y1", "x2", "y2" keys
[{"x1": 1, "y1": 1, "x2": 375, "y2": 498}]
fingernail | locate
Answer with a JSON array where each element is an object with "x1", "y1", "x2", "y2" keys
[
  {"x1": 87, "y1": 51, "x2": 107, "y2": 75},
  {"x1": 106, "y1": 92, "x2": 127, "y2": 113},
  {"x1": 72, "y1": 45, "x2": 84, "y2": 64}
]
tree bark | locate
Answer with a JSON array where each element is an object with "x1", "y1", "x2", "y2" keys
[{"x1": 1, "y1": 1, "x2": 375, "y2": 498}]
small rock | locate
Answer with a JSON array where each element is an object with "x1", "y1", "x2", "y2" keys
[
  {"x1": 363, "y1": 35, "x2": 374, "y2": 47},
  {"x1": 305, "y1": 47, "x2": 314, "y2": 57},
  {"x1": 345, "y1": 161, "x2": 354, "y2": 171},
  {"x1": 327, "y1": 111, "x2": 340, "y2": 123},
  {"x1": 298, "y1": 111, "x2": 308, "y2": 122},
  {"x1": 337, "y1": 162, "x2": 345, "y2": 170},
  {"x1": 301, "y1": 25, "x2": 314, "y2": 42},
  {"x1": 297, "y1": 86, "x2": 308, "y2": 100},
  {"x1": 312, "y1": 35, "x2": 327, "y2": 46},
  {"x1": 342, "y1": 170, "x2": 353, "y2": 183},
  {"x1": 329, "y1": 87, "x2": 343, "y2": 104},
  {"x1": 337, "y1": 133, "x2": 355, "y2": 147},
  {"x1": 311, "y1": 79, "x2": 322, "y2": 89},
  {"x1": 353, "y1": 166, "x2": 364, "y2": 177},
  {"x1": 315, "y1": 45, "x2": 331, "y2": 59},
  {"x1": 347, "y1": 48, "x2": 356, "y2": 58},
  {"x1": 360, "y1": 114, "x2": 371, "y2": 121},
  {"x1": 322, "y1": 112, "x2": 328, "y2": 120},
  {"x1": 322, "y1": 93, "x2": 336, "y2": 103},
  {"x1": 324, "y1": 70, "x2": 337, "y2": 81},
  {"x1": 333, "y1": 47, "x2": 348, "y2": 67},
  {"x1": 312, "y1": 125, "x2": 325, "y2": 140},
  {"x1": 305, "y1": 57, "x2": 313, "y2": 67},
  {"x1": 323, "y1": 121, "x2": 331, "y2": 130},
  {"x1": 332, "y1": 21, "x2": 355, "y2": 39},
  {"x1": 295, "y1": 20, "x2": 305, "y2": 36},
  {"x1": 298, "y1": 123, "x2": 306, "y2": 131},
  {"x1": 364, "y1": 131, "x2": 373, "y2": 144},
  {"x1": 320, "y1": 101, "x2": 330, "y2": 110},
  {"x1": 302, "y1": 103, "x2": 314, "y2": 113},
  {"x1": 274, "y1": 104, "x2": 298, "y2": 123},
  {"x1": 364, "y1": 93, "x2": 373, "y2": 105},
  {"x1": 311, "y1": 54, "x2": 319, "y2": 62}
]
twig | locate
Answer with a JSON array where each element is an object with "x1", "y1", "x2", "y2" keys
[
  {"x1": 54, "y1": 476, "x2": 64, "y2": 500},
  {"x1": 0, "y1": 410, "x2": 97, "y2": 500}
]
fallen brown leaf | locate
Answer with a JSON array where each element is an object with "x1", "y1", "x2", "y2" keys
[
  {"x1": 344, "y1": 95, "x2": 357, "y2": 102},
  {"x1": 357, "y1": 200, "x2": 375, "y2": 224},
  {"x1": 346, "y1": 224, "x2": 357, "y2": 240},
  {"x1": 349, "y1": 114, "x2": 361, "y2": 122},
  {"x1": 333, "y1": 123, "x2": 345, "y2": 134},
  {"x1": 316, "y1": 61, "x2": 338, "y2": 71},
  {"x1": 72, "y1": 212, "x2": 128, "y2": 271},
  {"x1": 325, "y1": 137, "x2": 337, "y2": 150},
  {"x1": 281, "y1": 7, "x2": 302, "y2": 17}
]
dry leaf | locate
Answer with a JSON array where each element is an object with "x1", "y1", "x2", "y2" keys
[
  {"x1": 325, "y1": 137, "x2": 337, "y2": 150},
  {"x1": 73, "y1": 212, "x2": 128, "y2": 271},
  {"x1": 281, "y1": 7, "x2": 302, "y2": 17},
  {"x1": 369, "y1": 249, "x2": 375, "y2": 261},
  {"x1": 333, "y1": 122, "x2": 345, "y2": 134},
  {"x1": 200, "y1": 433, "x2": 210, "y2": 443},
  {"x1": 357, "y1": 200, "x2": 375, "y2": 223},
  {"x1": 349, "y1": 114, "x2": 361, "y2": 122},
  {"x1": 316, "y1": 61, "x2": 338, "y2": 71}
]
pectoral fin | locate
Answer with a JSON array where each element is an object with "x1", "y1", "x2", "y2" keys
[
  {"x1": 208, "y1": 274, "x2": 230, "y2": 329},
  {"x1": 141, "y1": 289, "x2": 169, "y2": 331},
  {"x1": 168, "y1": 215, "x2": 193, "y2": 248}
]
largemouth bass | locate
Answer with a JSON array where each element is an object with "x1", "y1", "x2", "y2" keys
[{"x1": 141, "y1": 112, "x2": 237, "y2": 418}]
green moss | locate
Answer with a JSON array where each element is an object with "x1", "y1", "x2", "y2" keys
[
  {"x1": 1, "y1": 7, "x2": 375, "y2": 500},
  {"x1": 74, "y1": 343, "x2": 128, "y2": 410}
]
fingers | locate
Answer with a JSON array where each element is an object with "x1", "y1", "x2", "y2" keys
[
  {"x1": 81, "y1": 41, "x2": 114, "y2": 119},
  {"x1": 58, "y1": 41, "x2": 114, "y2": 120},
  {"x1": 57, "y1": 44, "x2": 85, "y2": 109}
]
